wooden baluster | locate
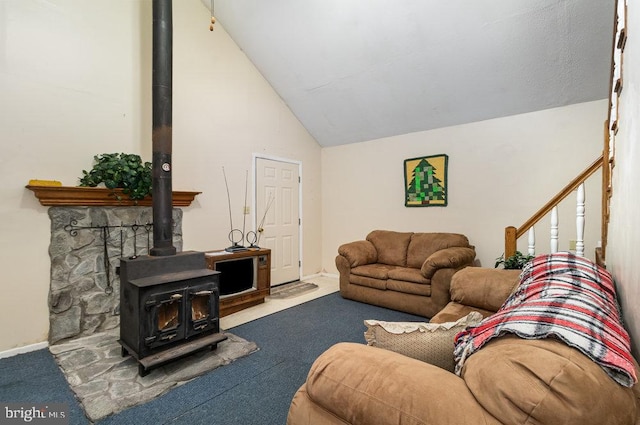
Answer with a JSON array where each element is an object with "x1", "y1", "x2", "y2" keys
[
  {"x1": 528, "y1": 227, "x2": 535, "y2": 256},
  {"x1": 550, "y1": 207, "x2": 559, "y2": 253},
  {"x1": 576, "y1": 183, "x2": 585, "y2": 257}
]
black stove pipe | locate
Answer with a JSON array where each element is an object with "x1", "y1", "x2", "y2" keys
[{"x1": 150, "y1": 0, "x2": 176, "y2": 256}]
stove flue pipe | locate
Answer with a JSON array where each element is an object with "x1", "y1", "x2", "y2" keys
[{"x1": 150, "y1": 0, "x2": 176, "y2": 256}]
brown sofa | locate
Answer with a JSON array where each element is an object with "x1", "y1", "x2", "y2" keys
[
  {"x1": 287, "y1": 266, "x2": 640, "y2": 425},
  {"x1": 336, "y1": 230, "x2": 476, "y2": 318}
]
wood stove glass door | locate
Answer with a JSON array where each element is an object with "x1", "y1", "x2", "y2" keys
[
  {"x1": 144, "y1": 290, "x2": 186, "y2": 350},
  {"x1": 187, "y1": 282, "x2": 219, "y2": 338}
]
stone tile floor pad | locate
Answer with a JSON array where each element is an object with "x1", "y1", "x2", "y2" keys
[{"x1": 49, "y1": 329, "x2": 258, "y2": 422}]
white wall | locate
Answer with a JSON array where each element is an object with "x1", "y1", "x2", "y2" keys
[
  {"x1": 321, "y1": 100, "x2": 606, "y2": 272},
  {"x1": 607, "y1": 3, "x2": 640, "y2": 357},
  {"x1": 0, "y1": 0, "x2": 322, "y2": 353},
  {"x1": 0, "y1": 1, "x2": 145, "y2": 353},
  {"x1": 170, "y1": 2, "x2": 322, "y2": 268}
]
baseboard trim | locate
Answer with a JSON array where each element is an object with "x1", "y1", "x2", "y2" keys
[
  {"x1": 0, "y1": 341, "x2": 49, "y2": 359},
  {"x1": 301, "y1": 272, "x2": 322, "y2": 281},
  {"x1": 301, "y1": 272, "x2": 338, "y2": 281}
]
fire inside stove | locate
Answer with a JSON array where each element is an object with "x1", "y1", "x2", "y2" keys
[
  {"x1": 158, "y1": 299, "x2": 180, "y2": 331},
  {"x1": 192, "y1": 293, "x2": 210, "y2": 321}
]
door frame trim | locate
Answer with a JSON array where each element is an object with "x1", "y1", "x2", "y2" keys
[{"x1": 252, "y1": 153, "x2": 303, "y2": 282}]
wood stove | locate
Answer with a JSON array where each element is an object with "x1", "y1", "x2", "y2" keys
[
  {"x1": 119, "y1": 252, "x2": 226, "y2": 376},
  {"x1": 118, "y1": 0, "x2": 226, "y2": 376}
]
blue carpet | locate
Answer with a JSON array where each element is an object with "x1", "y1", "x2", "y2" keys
[
  {"x1": 0, "y1": 292, "x2": 424, "y2": 424},
  {"x1": 0, "y1": 349, "x2": 88, "y2": 425}
]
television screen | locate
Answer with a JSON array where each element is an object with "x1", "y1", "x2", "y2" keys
[{"x1": 215, "y1": 257, "x2": 256, "y2": 296}]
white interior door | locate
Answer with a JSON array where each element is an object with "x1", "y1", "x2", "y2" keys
[{"x1": 255, "y1": 157, "x2": 300, "y2": 285}]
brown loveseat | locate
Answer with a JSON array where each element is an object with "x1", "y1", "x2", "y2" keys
[
  {"x1": 337, "y1": 230, "x2": 476, "y2": 318},
  {"x1": 288, "y1": 264, "x2": 640, "y2": 425}
]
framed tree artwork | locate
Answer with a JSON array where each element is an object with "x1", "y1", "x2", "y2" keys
[{"x1": 404, "y1": 154, "x2": 448, "y2": 207}]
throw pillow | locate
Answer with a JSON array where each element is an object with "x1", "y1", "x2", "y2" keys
[{"x1": 364, "y1": 312, "x2": 483, "y2": 372}]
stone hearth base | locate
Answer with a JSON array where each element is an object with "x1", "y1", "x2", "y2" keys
[{"x1": 49, "y1": 328, "x2": 258, "y2": 422}]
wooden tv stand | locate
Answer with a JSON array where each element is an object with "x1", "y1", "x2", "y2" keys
[{"x1": 204, "y1": 248, "x2": 271, "y2": 317}]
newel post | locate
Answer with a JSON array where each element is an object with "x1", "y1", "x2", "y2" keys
[{"x1": 505, "y1": 226, "x2": 517, "y2": 258}]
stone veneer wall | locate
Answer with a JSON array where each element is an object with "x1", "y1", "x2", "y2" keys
[{"x1": 48, "y1": 207, "x2": 183, "y2": 345}]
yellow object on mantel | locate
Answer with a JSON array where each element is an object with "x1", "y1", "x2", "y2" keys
[{"x1": 28, "y1": 179, "x2": 62, "y2": 187}]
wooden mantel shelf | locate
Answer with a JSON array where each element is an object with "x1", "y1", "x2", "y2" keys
[{"x1": 26, "y1": 185, "x2": 201, "y2": 207}]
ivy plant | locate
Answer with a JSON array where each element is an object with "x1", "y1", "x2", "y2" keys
[
  {"x1": 494, "y1": 251, "x2": 534, "y2": 269},
  {"x1": 79, "y1": 153, "x2": 152, "y2": 200}
]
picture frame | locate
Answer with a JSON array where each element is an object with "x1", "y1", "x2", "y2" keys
[{"x1": 404, "y1": 154, "x2": 448, "y2": 207}]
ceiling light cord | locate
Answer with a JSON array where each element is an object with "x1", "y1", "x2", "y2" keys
[{"x1": 209, "y1": 0, "x2": 216, "y2": 31}]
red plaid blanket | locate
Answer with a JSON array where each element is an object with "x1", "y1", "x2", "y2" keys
[{"x1": 454, "y1": 252, "x2": 637, "y2": 387}]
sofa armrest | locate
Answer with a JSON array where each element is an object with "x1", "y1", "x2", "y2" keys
[
  {"x1": 449, "y1": 267, "x2": 521, "y2": 312},
  {"x1": 337, "y1": 240, "x2": 377, "y2": 267},
  {"x1": 420, "y1": 246, "x2": 476, "y2": 279},
  {"x1": 299, "y1": 342, "x2": 499, "y2": 425}
]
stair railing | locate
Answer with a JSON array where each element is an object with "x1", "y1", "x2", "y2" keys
[
  {"x1": 505, "y1": 0, "x2": 622, "y2": 265},
  {"x1": 504, "y1": 154, "x2": 604, "y2": 259}
]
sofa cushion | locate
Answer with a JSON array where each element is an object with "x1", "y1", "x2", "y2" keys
[
  {"x1": 364, "y1": 312, "x2": 482, "y2": 372},
  {"x1": 351, "y1": 263, "x2": 395, "y2": 280},
  {"x1": 366, "y1": 230, "x2": 412, "y2": 266},
  {"x1": 349, "y1": 275, "x2": 387, "y2": 290},
  {"x1": 386, "y1": 280, "x2": 431, "y2": 296},
  {"x1": 461, "y1": 337, "x2": 638, "y2": 425},
  {"x1": 350, "y1": 264, "x2": 393, "y2": 290},
  {"x1": 387, "y1": 267, "x2": 429, "y2": 284},
  {"x1": 406, "y1": 233, "x2": 471, "y2": 268}
]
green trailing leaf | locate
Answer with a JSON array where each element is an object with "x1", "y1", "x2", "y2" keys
[
  {"x1": 79, "y1": 153, "x2": 152, "y2": 200},
  {"x1": 494, "y1": 251, "x2": 534, "y2": 269}
]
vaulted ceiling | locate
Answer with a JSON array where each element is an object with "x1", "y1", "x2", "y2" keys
[{"x1": 205, "y1": 1, "x2": 615, "y2": 147}]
